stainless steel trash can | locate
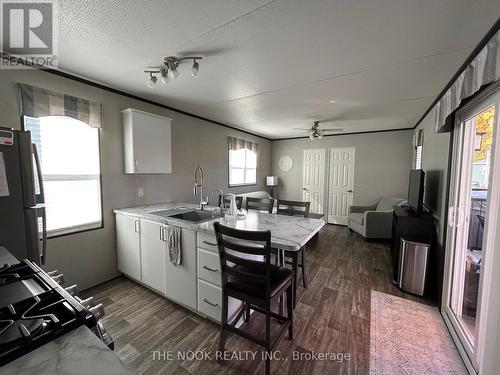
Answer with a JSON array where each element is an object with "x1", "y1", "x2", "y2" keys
[{"x1": 398, "y1": 238, "x2": 430, "y2": 296}]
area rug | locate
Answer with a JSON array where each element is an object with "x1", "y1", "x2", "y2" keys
[{"x1": 370, "y1": 290, "x2": 467, "y2": 374}]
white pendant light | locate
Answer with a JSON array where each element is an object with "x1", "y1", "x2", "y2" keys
[
  {"x1": 147, "y1": 74, "x2": 157, "y2": 89},
  {"x1": 191, "y1": 59, "x2": 200, "y2": 77}
]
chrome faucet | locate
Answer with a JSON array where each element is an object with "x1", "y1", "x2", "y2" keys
[{"x1": 194, "y1": 166, "x2": 208, "y2": 210}]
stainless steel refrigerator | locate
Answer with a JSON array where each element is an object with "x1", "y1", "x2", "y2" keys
[{"x1": 0, "y1": 128, "x2": 47, "y2": 265}]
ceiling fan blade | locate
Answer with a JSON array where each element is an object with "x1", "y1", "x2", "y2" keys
[
  {"x1": 321, "y1": 128, "x2": 344, "y2": 132},
  {"x1": 292, "y1": 128, "x2": 313, "y2": 131}
]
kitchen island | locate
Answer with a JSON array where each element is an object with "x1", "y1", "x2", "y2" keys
[
  {"x1": 113, "y1": 202, "x2": 325, "y2": 323},
  {"x1": 114, "y1": 201, "x2": 325, "y2": 251}
]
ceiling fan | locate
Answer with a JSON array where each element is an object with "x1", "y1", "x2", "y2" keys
[{"x1": 294, "y1": 121, "x2": 343, "y2": 140}]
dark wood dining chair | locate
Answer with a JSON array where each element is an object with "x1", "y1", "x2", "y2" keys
[
  {"x1": 218, "y1": 195, "x2": 243, "y2": 210},
  {"x1": 245, "y1": 197, "x2": 275, "y2": 213},
  {"x1": 213, "y1": 222, "x2": 294, "y2": 375},
  {"x1": 275, "y1": 200, "x2": 311, "y2": 307},
  {"x1": 277, "y1": 199, "x2": 311, "y2": 217}
]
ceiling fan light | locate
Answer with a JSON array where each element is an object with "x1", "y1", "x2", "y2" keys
[
  {"x1": 160, "y1": 69, "x2": 169, "y2": 84},
  {"x1": 191, "y1": 60, "x2": 200, "y2": 77},
  {"x1": 147, "y1": 74, "x2": 157, "y2": 89}
]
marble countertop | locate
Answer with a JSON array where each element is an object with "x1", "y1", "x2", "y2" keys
[
  {"x1": 2, "y1": 326, "x2": 133, "y2": 375},
  {"x1": 114, "y1": 202, "x2": 325, "y2": 251}
]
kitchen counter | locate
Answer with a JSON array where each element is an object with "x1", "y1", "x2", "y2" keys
[
  {"x1": 2, "y1": 326, "x2": 133, "y2": 375},
  {"x1": 0, "y1": 246, "x2": 19, "y2": 266},
  {"x1": 114, "y1": 202, "x2": 325, "y2": 251}
]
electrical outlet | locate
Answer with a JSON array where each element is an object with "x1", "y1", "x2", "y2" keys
[{"x1": 137, "y1": 188, "x2": 144, "y2": 197}]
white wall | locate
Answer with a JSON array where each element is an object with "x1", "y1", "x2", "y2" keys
[
  {"x1": 272, "y1": 130, "x2": 414, "y2": 208},
  {"x1": 0, "y1": 68, "x2": 272, "y2": 290}
]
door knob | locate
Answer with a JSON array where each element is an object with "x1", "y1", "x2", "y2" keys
[
  {"x1": 347, "y1": 190, "x2": 353, "y2": 193},
  {"x1": 302, "y1": 188, "x2": 309, "y2": 191}
]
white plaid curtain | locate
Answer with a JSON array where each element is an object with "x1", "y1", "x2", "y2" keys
[
  {"x1": 18, "y1": 83, "x2": 102, "y2": 128},
  {"x1": 434, "y1": 29, "x2": 500, "y2": 133},
  {"x1": 228, "y1": 136, "x2": 258, "y2": 153}
]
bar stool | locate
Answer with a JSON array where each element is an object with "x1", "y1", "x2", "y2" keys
[
  {"x1": 245, "y1": 197, "x2": 275, "y2": 213},
  {"x1": 274, "y1": 200, "x2": 310, "y2": 306},
  {"x1": 213, "y1": 222, "x2": 294, "y2": 375}
]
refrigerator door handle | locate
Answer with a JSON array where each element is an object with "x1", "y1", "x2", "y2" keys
[
  {"x1": 40, "y1": 206, "x2": 47, "y2": 265},
  {"x1": 19, "y1": 131, "x2": 36, "y2": 207},
  {"x1": 32, "y1": 143, "x2": 45, "y2": 204}
]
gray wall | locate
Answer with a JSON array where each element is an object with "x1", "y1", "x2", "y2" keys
[
  {"x1": 272, "y1": 130, "x2": 414, "y2": 209},
  {"x1": 413, "y1": 108, "x2": 450, "y2": 246},
  {"x1": 0, "y1": 68, "x2": 271, "y2": 290}
]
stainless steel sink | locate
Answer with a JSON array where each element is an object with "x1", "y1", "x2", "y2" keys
[{"x1": 152, "y1": 208, "x2": 221, "y2": 223}]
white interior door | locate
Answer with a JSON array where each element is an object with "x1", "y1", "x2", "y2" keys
[
  {"x1": 327, "y1": 147, "x2": 355, "y2": 225},
  {"x1": 301, "y1": 149, "x2": 325, "y2": 214}
]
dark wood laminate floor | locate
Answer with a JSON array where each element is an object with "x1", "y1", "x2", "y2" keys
[{"x1": 83, "y1": 225, "x2": 433, "y2": 375}]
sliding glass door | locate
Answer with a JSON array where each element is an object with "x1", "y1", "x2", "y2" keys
[{"x1": 443, "y1": 86, "x2": 500, "y2": 372}]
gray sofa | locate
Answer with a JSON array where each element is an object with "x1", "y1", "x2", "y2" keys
[{"x1": 348, "y1": 197, "x2": 406, "y2": 239}]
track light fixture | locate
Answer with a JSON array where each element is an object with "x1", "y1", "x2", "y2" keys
[{"x1": 144, "y1": 56, "x2": 202, "y2": 88}]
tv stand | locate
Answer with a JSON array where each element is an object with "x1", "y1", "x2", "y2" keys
[{"x1": 391, "y1": 206, "x2": 436, "y2": 291}]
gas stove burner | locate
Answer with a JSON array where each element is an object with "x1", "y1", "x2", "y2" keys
[
  {"x1": 0, "y1": 259, "x2": 111, "y2": 365},
  {"x1": 0, "y1": 263, "x2": 37, "y2": 285},
  {"x1": 0, "y1": 318, "x2": 45, "y2": 346}
]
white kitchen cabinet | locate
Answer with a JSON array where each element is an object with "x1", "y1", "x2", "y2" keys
[
  {"x1": 164, "y1": 228, "x2": 197, "y2": 309},
  {"x1": 139, "y1": 219, "x2": 166, "y2": 294},
  {"x1": 116, "y1": 214, "x2": 141, "y2": 281},
  {"x1": 122, "y1": 108, "x2": 172, "y2": 174}
]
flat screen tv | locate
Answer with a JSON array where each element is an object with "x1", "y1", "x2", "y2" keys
[{"x1": 408, "y1": 169, "x2": 425, "y2": 214}]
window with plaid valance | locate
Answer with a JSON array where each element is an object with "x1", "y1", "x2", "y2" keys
[{"x1": 18, "y1": 83, "x2": 102, "y2": 128}]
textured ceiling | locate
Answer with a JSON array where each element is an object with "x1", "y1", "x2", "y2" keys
[{"x1": 53, "y1": 0, "x2": 500, "y2": 139}]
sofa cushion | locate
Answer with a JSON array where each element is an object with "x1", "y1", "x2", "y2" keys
[
  {"x1": 376, "y1": 197, "x2": 404, "y2": 211},
  {"x1": 350, "y1": 213, "x2": 364, "y2": 225},
  {"x1": 237, "y1": 191, "x2": 272, "y2": 200}
]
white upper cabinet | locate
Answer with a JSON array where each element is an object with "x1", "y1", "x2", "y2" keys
[{"x1": 122, "y1": 108, "x2": 172, "y2": 174}]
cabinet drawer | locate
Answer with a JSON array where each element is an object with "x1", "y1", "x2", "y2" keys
[
  {"x1": 197, "y1": 232, "x2": 218, "y2": 253},
  {"x1": 198, "y1": 279, "x2": 222, "y2": 322},
  {"x1": 197, "y1": 279, "x2": 241, "y2": 323},
  {"x1": 198, "y1": 248, "x2": 221, "y2": 286}
]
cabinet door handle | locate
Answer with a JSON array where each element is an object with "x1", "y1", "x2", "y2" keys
[
  {"x1": 202, "y1": 265, "x2": 219, "y2": 273},
  {"x1": 203, "y1": 241, "x2": 217, "y2": 246},
  {"x1": 203, "y1": 298, "x2": 219, "y2": 308},
  {"x1": 134, "y1": 220, "x2": 140, "y2": 233},
  {"x1": 160, "y1": 227, "x2": 164, "y2": 241}
]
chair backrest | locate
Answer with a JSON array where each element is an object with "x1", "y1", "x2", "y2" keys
[
  {"x1": 213, "y1": 222, "x2": 272, "y2": 295},
  {"x1": 276, "y1": 199, "x2": 310, "y2": 218},
  {"x1": 376, "y1": 197, "x2": 405, "y2": 211},
  {"x1": 218, "y1": 195, "x2": 243, "y2": 210},
  {"x1": 245, "y1": 197, "x2": 274, "y2": 213}
]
